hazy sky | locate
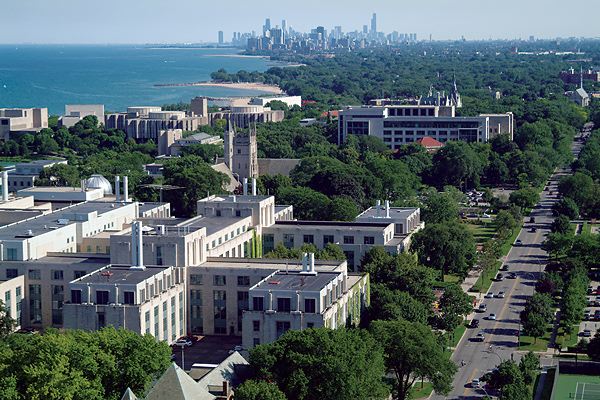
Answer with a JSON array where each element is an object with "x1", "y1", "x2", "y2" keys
[{"x1": 0, "y1": 0, "x2": 597, "y2": 44}]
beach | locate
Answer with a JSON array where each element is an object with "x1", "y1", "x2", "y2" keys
[{"x1": 155, "y1": 81, "x2": 284, "y2": 94}]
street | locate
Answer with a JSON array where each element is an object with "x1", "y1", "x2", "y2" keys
[{"x1": 432, "y1": 131, "x2": 586, "y2": 399}]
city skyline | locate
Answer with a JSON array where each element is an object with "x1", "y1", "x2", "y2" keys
[{"x1": 0, "y1": 0, "x2": 598, "y2": 44}]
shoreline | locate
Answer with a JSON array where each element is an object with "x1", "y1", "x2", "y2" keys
[{"x1": 154, "y1": 81, "x2": 284, "y2": 94}]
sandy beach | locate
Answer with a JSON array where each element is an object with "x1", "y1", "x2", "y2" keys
[{"x1": 155, "y1": 81, "x2": 283, "y2": 94}]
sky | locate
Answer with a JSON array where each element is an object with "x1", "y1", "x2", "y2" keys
[{"x1": 0, "y1": 0, "x2": 597, "y2": 44}]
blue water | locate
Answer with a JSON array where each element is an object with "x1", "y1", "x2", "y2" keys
[{"x1": 0, "y1": 45, "x2": 274, "y2": 114}]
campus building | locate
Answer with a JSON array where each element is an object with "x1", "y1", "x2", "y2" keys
[
  {"x1": 4, "y1": 159, "x2": 67, "y2": 193},
  {"x1": 0, "y1": 108, "x2": 48, "y2": 140},
  {"x1": 242, "y1": 254, "x2": 369, "y2": 349},
  {"x1": 338, "y1": 104, "x2": 514, "y2": 148},
  {"x1": 208, "y1": 105, "x2": 284, "y2": 129},
  {"x1": 59, "y1": 104, "x2": 105, "y2": 128}
]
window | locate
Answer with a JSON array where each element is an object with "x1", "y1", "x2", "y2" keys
[
  {"x1": 283, "y1": 234, "x2": 294, "y2": 248},
  {"x1": 124, "y1": 291, "x2": 134, "y2": 305},
  {"x1": 51, "y1": 270, "x2": 64, "y2": 280},
  {"x1": 213, "y1": 290, "x2": 227, "y2": 334},
  {"x1": 304, "y1": 298, "x2": 316, "y2": 313},
  {"x1": 253, "y1": 320, "x2": 260, "y2": 331},
  {"x1": 343, "y1": 236, "x2": 354, "y2": 244},
  {"x1": 74, "y1": 270, "x2": 86, "y2": 279},
  {"x1": 154, "y1": 306, "x2": 159, "y2": 337},
  {"x1": 156, "y1": 246, "x2": 163, "y2": 265},
  {"x1": 6, "y1": 248, "x2": 17, "y2": 260},
  {"x1": 96, "y1": 290, "x2": 109, "y2": 305},
  {"x1": 235, "y1": 210, "x2": 241, "y2": 217},
  {"x1": 252, "y1": 296, "x2": 264, "y2": 311},
  {"x1": 277, "y1": 297, "x2": 291, "y2": 312},
  {"x1": 15, "y1": 287, "x2": 21, "y2": 326},
  {"x1": 364, "y1": 236, "x2": 375, "y2": 245},
  {"x1": 145, "y1": 311, "x2": 151, "y2": 334},
  {"x1": 323, "y1": 235, "x2": 334, "y2": 246},
  {"x1": 237, "y1": 276, "x2": 250, "y2": 286},
  {"x1": 190, "y1": 289, "x2": 203, "y2": 302},
  {"x1": 190, "y1": 274, "x2": 203, "y2": 285},
  {"x1": 71, "y1": 290, "x2": 82, "y2": 304},
  {"x1": 276, "y1": 321, "x2": 291, "y2": 338},
  {"x1": 253, "y1": 338, "x2": 260, "y2": 347},
  {"x1": 28, "y1": 269, "x2": 41, "y2": 280},
  {"x1": 213, "y1": 275, "x2": 226, "y2": 286},
  {"x1": 29, "y1": 284, "x2": 42, "y2": 324},
  {"x1": 216, "y1": 210, "x2": 222, "y2": 217},
  {"x1": 51, "y1": 285, "x2": 64, "y2": 325},
  {"x1": 4, "y1": 291, "x2": 10, "y2": 317},
  {"x1": 307, "y1": 322, "x2": 314, "y2": 328},
  {"x1": 303, "y1": 234, "x2": 314, "y2": 244},
  {"x1": 6, "y1": 269, "x2": 18, "y2": 279}
]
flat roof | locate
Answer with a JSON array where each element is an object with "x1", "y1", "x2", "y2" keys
[
  {"x1": 1, "y1": 253, "x2": 110, "y2": 268},
  {"x1": 274, "y1": 220, "x2": 391, "y2": 229},
  {"x1": 0, "y1": 201, "x2": 134, "y2": 241},
  {"x1": 17, "y1": 187, "x2": 102, "y2": 193},
  {"x1": 355, "y1": 207, "x2": 418, "y2": 221},
  {"x1": 75, "y1": 265, "x2": 169, "y2": 285},
  {"x1": 138, "y1": 202, "x2": 169, "y2": 215},
  {"x1": 186, "y1": 216, "x2": 248, "y2": 236},
  {"x1": 253, "y1": 271, "x2": 339, "y2": 292},
  {"x1": 202, "y1": 257, "x2": 343, "y2": 272},
  {"x1": 200, "y1": 195, "x2": 271, "y2": 203}
]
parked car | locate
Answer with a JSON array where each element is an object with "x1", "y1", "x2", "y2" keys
[
  {"x1": 508, "y1": 272, "x2": 517, "y2": 279},
  {"x1": 471, "y1": 378, "x2": 481, "y2": 388},
  {"x1": 470, "y1": 319, "x2": 480, "y2": 328},
  {"x1": 495, "y1": 273, "x2": 504, "y2": 281},
  {"x1": 485, "y1": 292, "x2": 494, "y2": 299},
  {"x1": 173, "y1": 338, "x2": 193, "y2": 347},
  {"x1": 529, "y1": 217, "x2": 535, "y2": 223},
  {"x1": 500, "y1": 265, "x2": 509, "y2": 271},
  {"x1": 487, "y1": 313, "x2": 497, "y2": 321},
  {"x1": 496, "y1": 291, "x2": 506, "y2": 298},
  {"x1": 595, "y1": 310, "x2": 600, "y2": 321},
  {"x1": 588, "y1": 286, "x2": 594, "y2": 294},
  {"x1": 530, "y1": 227, "x2": 537, "y2": 233},
  {"x1": 478, "y1": 304, "x2": 487, "y2": 312},
  {"x1": 473, "y1": 332, "x2": 486, "y2": 342},
  {"x1": 582, "y1": 330, "x2": 592, "y2": 337},
  {"x1": 515, "y1": 239, "x2": 523, "y2": 246}
]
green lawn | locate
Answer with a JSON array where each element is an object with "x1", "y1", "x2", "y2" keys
[
  {"x1": 443, "y1": 274, "x2": 461, "y2": 284},
  {"x1": 553, "y1": 373, "x2": 600, "y2": 400},
  {"x1": 409, "y1": 381, "x2": 433, "y2": 399},
  {"x1": 471, "y1": 259, "x2": 501, "y2": 293},
  {"x1": 555, "y1": 325, "x2": 580, "y2": 349},
  {"x1": 519, "y1": 325, "x2": 552, "y2": 352},
  {"x1": 464, "y1": 222, "x2": 496, "y2": 245},
  {"x1": 446, "y1": 323, "x2": 468, "y2": 349},
  {"x1": 499, "y1": 225, "x2": 523, "y2": 257}
]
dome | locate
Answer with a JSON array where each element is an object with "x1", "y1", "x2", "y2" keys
[{"x1": 85, "y1": 174, "x2": 113, "y2": 195}]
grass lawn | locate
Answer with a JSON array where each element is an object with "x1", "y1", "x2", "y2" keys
[
  {"x1": 464, "y1": 222, "x2": 496, "y2": 245},
  {"x1": 409, "y1": 381, "x2": 433, "y2": 399},
  {"x1": 555, "y1": 325, "x2": 580, "y2": 349},
  {"x1": 553, "y1": 373, "x2": 600, "y2": 400},
  {"x1": 499, "y1": 225, "x2": 522, "y2": 257},
  {"x1": 443, "y1": 274, "x2": 461, "y2": 284},
  {"x1": 471, "y1": 260, "x2": 501, "y2": 293},
  {"x1": 582, "y1": 222, "x2": 592, "y2": 235},
  {"x1": 519, "y1": 325, "x2": 552, "y2": 352},
  {"x1": 446, "y1": 323, "x2": 468, "y2": 349}
]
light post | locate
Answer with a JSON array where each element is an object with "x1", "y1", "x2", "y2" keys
[{"x1": 176, "y1": 343, "x2": 186, "y2": 370}]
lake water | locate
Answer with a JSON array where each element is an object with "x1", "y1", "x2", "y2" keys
[{"x1": 0, "y1": 45, "x2": 274, "y2": 114}]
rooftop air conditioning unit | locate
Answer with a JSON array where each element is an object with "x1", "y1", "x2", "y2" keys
[{"x1": 57, "y1": 219, "x2": 70, "y2": 225}]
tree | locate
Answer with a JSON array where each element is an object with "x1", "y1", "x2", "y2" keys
[
  {"x1": 234, "y1": 380, "x2": 287, "y2": 400},
  {"x1": 162, "y1": 156, "x2": 229, "y2": 217},
  {"x1": 485, "y1": 360, "x2": 524, "y2": 396},
  {"x1": 36, "y1": 164, "x2": 80, "y2": 187},
  {"x1": 438, "y1": 284, "x2": 472, "y2": 332},
  {"x1": 542, "y1": 233, "x2": 573, "y2": 260},
  {"x1": 508, "y1": 187, "x2": 539, "y2": 211},
  {"x1": 371, "y1": 320, "x2": 457, "y2": 400},
  {"x1": 588, "y1": 331, "x2": 600, "y2": 361},
  {"x1": 276, "y1": 186, "x2": 332, "y2": 220},
  {"x1": 429, "y1": 141, "x2": 484, "y2": 189},
  {"x1": 411, "y1": 222, "x2": 477, "y2": 278},
  {"x1": 367, "y1": 284, "x2": 430, "y2": 324},
  {"x1": 0, "y1": 300, "x2": 15, "y2": 340},
  {"x1": 495, "y1": 210, "x2": 518, "y2": 239},
  {"x1": 553, "y1": 197, "x2": 579, "y2": 220},
  {"x1": 519, "y1": 351, "x2": 540, "y2": 386},
  {"x1": 249, "y1": 328, "x2": 389, "y2": 400},
  {"x1": 551, "y1": 215, "x2": 571, "y2": 234},
  {"x1": 328, "y1": 196, "x2": 359, "y2": 221},
  {"x1": 421, "y1": 189, "x2": 459, "y2": 224},
  {"x1": 520, "y1": 293, "x2": 554, "y2": 342}
]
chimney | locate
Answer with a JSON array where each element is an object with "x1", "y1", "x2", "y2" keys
[
  {"x1": 301, "y1": 253, "x2": 317, "y2": 275},
  {"x1": 375, "y1": 200, "x2": 381, "y2": 218},
  {"x1": 80, "y1": 179, "x2": 86, "y2": 192},
  {"x1": 1, "y1": 170, "x2": 8, "y2": 202},
  {"x1": 309, "y1": 253, "x2": 315, "y2": 274},
  {"x1": 130, "y1": 221, "x2": 145, "y2": 270},
  {"x1": 385, "y1": 200, "x2": 390, "y2": 218},
  {"x1": 87, "y1": 283, "x2": 91, "y2": 304},
  {"x1": 232, "y1": 195, "x2": 237, "y2": 202},
  {"x1": 115, "y1": 176, "x2": 121, "y2": 201},
  {"x1": 243, "y1": 178, "x2": 248, "y2": 196},
  {"x1": 252, "y1": 178, "x2": 257, "y2": 196},
  {"x1": 123, "y1": 176, "x2": 129, "y2": 202},
  {"x1": 114, "y1": 284, "x2": 120, "y2": 305}
]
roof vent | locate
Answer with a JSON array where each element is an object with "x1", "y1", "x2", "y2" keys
[{"x1": 57, "y1": 218, "x2": 69, "y2": 225}]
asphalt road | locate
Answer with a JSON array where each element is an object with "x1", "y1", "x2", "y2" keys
[{"x1": 432, "y1": 133, "x2": 586, "y2": 400}]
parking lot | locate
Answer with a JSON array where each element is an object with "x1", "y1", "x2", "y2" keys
[
  {"x1": 580, "y1": 281, "x2": 600, "y2": 339},
  {"x1": 171, "y1": 335, "x2": 243, "y2": 371}
]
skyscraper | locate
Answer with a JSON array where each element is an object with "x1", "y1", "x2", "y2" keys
[
  {"x1": 363, "y1": 25, "x2": 368, "y2": 35},
  {"x1": 371, "y1": 13, "x2": 377, "y2": 35},
  {"x1": 282, "y1": 19, "x2": 287, "y2": 35},
  {"x1": 218, "y1": 31, "x2": 224, "y2": 45}
]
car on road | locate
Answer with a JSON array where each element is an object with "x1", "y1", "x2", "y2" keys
[
  {"x1": 508, "y1": 272, "x2": 517, "y2": 279},
  {"x1": 584, "y1": 310, "x2": 591, "y2": 320},
  {"x1": 496, "y1": 291, "x2": 506, "y2": 298},
  {"x1": 595, "y1": 310, "x2": 600, "y2": 321},
  {"x1": 471, "y1": 378, "x2": 481, "y2": 388},
  {"x1": 487, "y1": 313, "x2": 497, "y2": 320},
  {"x1": 173, "y1": 338, "x2": 193, "y2": 347},
  {"x1": 530, "y1": 227, "x2": 537, "y2": 233},
  {"x1": 473, "y1": 332, "x2": 486, "y2": 342},
  {"x1": 515, "y1": 239, "x2": 523, "y2": 246},
  {"x1": 485, "y1": 292, "x2": 494, "y2": 299},
  {"x1": 495, "y1": 273, "x2": 504, "y2": 281},
  {"x1": 229, "y1": 345, "x2": 245, "y2": 354},
  {"x1": 589, "y1": 286, "x2": 594, "y2": 294},
  {"x1": 470, "y1": 319, "x2": 480, "y2": 328},
  {"x1": 582, "y1": 330, "x2": 592, "y2": 337},
  {"x1": 478, "y1": 304, "x2": 487, "y2": 312},
  {"x1": 529, "y1": 217, "x2": 536, "y2": 223},
  {"x1": 500, "y1": 265, "x2": 509, "y2": 271}
]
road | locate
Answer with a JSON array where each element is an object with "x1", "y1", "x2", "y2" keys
[{"x1": 432, "y1": 131, "x2": 587, "y2": 400}]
